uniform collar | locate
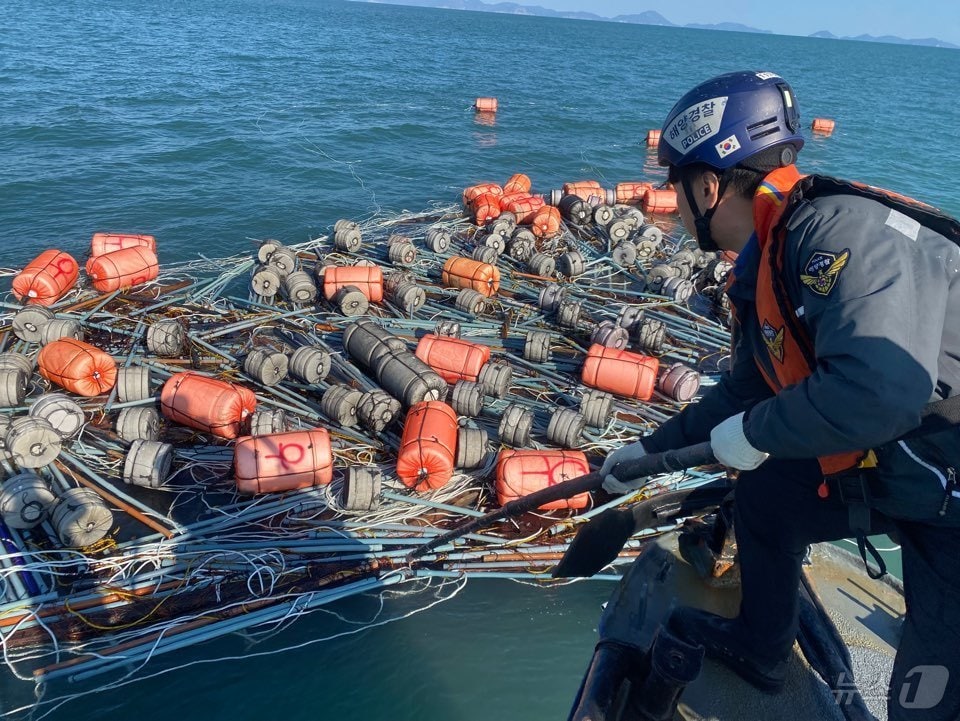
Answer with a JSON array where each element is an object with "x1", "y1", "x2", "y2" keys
[{"x1": 753, "y1": 165, "x2": 804, "y2": 248}]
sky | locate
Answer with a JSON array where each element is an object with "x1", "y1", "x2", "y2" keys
[{"x1": 530, "y1": 0, "x2": 960, "y2": 45}]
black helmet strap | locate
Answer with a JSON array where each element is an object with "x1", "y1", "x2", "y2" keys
[{"x1": 680, "y1": 170, "x2": 732, "y2": 253}]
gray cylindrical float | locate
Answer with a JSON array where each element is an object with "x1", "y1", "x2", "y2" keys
[
  {"x1": 482, "y1": 233, "x2": 506, "y2": 255},
  {"x1": 116, "y1": 365, "x2": 153, "y2": 403},
  {"x1": 357, "y1": 390, "x2": 401, "y2": 433},
  {"x1": 249, "y1": 408, "x2": 288, "y2": 436},
  {"x1": 636, "y1": 319, "x2": 667, "y2": 354},
  {"x1": 283, "y1": 270, "x2": 318, "y2": 304},
  {"x1": 343, "y1": 320, "x2": 402, "y2": 369},
  {"x1": 387, "y1": 241, "x2": 417, "y2": 266},
  {"x1": 478, "y1": 362, "x2": 512, "y2": 398},
  {"x1": 40, "y1": 318, "x2": 84, "y2": 345},
  {"x1": 647, "y1": 264, "x2": 682, "y2": 293},
  {"x1": 244, "y1": 349, "x2": 289, "y2": 386},
  {"x1": 611, "y1": 241, "x2": 638, "y2": 268},
  {"x1": 606, "y1": 219, "x2": 632, "y2": 243},
  {"x1": 454, "y1": 288, "x2": 486, "y2": 316},
  {"x1": 593, "y1": 204, "x2": 615, "y2": 226},
  {"x1": 267, "y1": 247, "x2": 298, "y2": 277},
  {"x1": 704, "y1": 258, "x2": 734, "y2": 284},
  {"x1": 341, "y1": 466, "x2": 381, "y2": 512},
  {"x1": 580, "y1": 389, "x2": 615, "y2": 428},
  {"x1": 383, "y1": 270, "x2": 415, "y2": 296},
  {"x1": 498, "y1": 404, "x2": 533, "y2": 447},
  {"x1": 146, "y1": 319, "x2": 187, "y2": 357},
  {"x1": 251, "y1": 264, "x2": 283, "y2": 297},
  {"x1": 321, "y1": 385, "x2": 362, "y2": 427},
  {"x1": 12, "y1": 306, "x2": 54, "y2": 344},
  {"x1": 289, "y1": 346, "x2": 331, "y2": 384},
  {"x1": 558, "y1": 195, "x2": 592, "y2": 225},
  {"x1": 547, "y1": 408, "x2": 585, "y2": 448},
  {"x1": 523, "y1": 331, "x2": 551, "y2": 363},
  {"x1": 527, "y1": 253, "x2": 555, "y2": 277},
  {"x1": 659, "y1": 363, "x2": 701, "y2": 403},
  {"x1": 0, "y1": 369, "x2": 28, "y2": 408},
  {"x1": 334, "y1": 226, "x2": 362, "y2": 253},
  {"x1": 591, "y1": 320, "x2": 629, "y2": 350},
  {"x1": 123, "y1": 439, "x2": 174, "y2": 489},
  {"x1": 661, "y1": 277, "x2": 695, "y2": 303},
  {"x1": 556, "y1": 299, "x2": 582, "y2": 330},
  {"x1": 558, "y1": 251, "x2": 587, "y2": 278},
  {"x1": 617, "y1": 305, "x2": 645, "y2": 332},
  {"x1": 6, "y1": 416, "x2": 61, "y2": 468},
  {"x1": 507, "y1": 236, "x2": 534, "y2": 263},
  {"x1": 52, "y1": 487, "x2": 113, "y2": 548},
  {"x1": 370, "y1": 352, "x2": 444, "y2": 406},
  {"x1": 389, "y1": 281, "x2": 426, "y2": 313},
  {"x1": 116, "y1": 406, "x2": 161, "y2": 442},
  {"x1": 332, "y1": 285, "x2": 370, "y2": 316},
  {"x1": 0, "y1": 352, "x2": 34, "y2": 378},
  {"x1": 435, "y1": 320, "x2": 461, "y2": 338},
  {"x1": 257, "y1": 239, "x2": 283, "y2": 264},
  {"x1": 638, "y1": 223, "x2": 663, "y2": 245},
  {"x1": 487, "y1": 216, "x2": 516, "y2": 238},
  {"x1": 29, "y1": 393, "x2": 85, "y2": 438},
  {"x1": 472, "y1": 246, "x2": 499, "y2": 265},
  {"x1": 636, "y1": 239, "x2": 660, "y2": 260},
  {"x1": 620, "y1": 207, "x2": 645, "y2": 228},
  {"x1": 0, "y1": 472, "x2": 57, "y2": 530},
  {"x1": 455, "y1": 427, "x2": 488, "y2": 469},
  {"x1": 424, "y1": 227, "x2": 450, "y2": 253},
  {"x1": 538, "y1": 284, "x2": 566, "y2": 313},
  {"x1": 334, "y1": 219, "x2": 358, "y2": 234},
  {"x1": 0, "y1": 415, "x2": 11, "y2": 459},
  {"x1": 450, "y1": 380, "x2": 484, "y2": 417}
]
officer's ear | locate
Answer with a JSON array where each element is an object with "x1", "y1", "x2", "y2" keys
[{"x1": 696, "y1": 169, "x2": 722, "y2": 208}]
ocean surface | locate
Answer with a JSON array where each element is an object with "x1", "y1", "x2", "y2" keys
[{"x1": 2, "y1": 0, "x2": 958, "y2": 718}]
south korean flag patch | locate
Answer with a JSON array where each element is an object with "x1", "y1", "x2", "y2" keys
[{"x1": 715, "y1": 134, "x2": 741, "y2": 159}]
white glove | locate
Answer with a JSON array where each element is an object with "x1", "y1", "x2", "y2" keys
[
  {"x1": 710, "y1": 412, "x2": 769, "y2": 470},
  {"x1": 600, "y1": 441, "x2": 649, "y2": 494}
]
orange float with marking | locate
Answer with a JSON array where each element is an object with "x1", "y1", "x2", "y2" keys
[
  {"x1": 581, "y1": 344, "x2": 660, "y2": 400},
  {"x1": 160, "y1": 371, "x2": 257, "y2": 440},
  {"x1": 811, "y1": 118, "x2": 835, "y2": 135},
  {"x1": 12, "y1": 250, "x2": 79, "y2": 306},
  {"x1": 472, "y1": 192, "x2": 502, "y2": 225},
  {"x1": 562, "y1": 181, "x2": 604, "y2": 202},
  {"x1": 396, "y1": 400, "x2": 458, "y2": 492},
  {"x1": 531, "y1": 205, "x2": 561, "y2": 238},
  {"x1": 463, "y1": 183, "x2": 503, "y2": 206},
  {"x1": 442, "y1": 257, "x2": 500, "y2": 297},
  {"x1": 474, "y1": 97, "x2": 498, "y2": 113},
  {"x1": 501, "y1": 194, "x2": 545, "y2": 224},
  {"x1": 321, "y1": 265, "x2": 384, "y2": 302},
  {"x1": 415, "y1": 334, "x2": 491, "y2": 384},
  {"x1": 38, "y1": 338, "x2": 117, "y2": 397},
  {"x1": 647, "y1": 129, "x2": 662, "y2": 147},
  {"x1": 495, "y1": 449, "x2": 591, "y2": 510},
  {"x1": 643, "y1": 189, "x2": 678, "y2": 215},
  {"x1": 503, "y1": 173, "x2": 531, "y2": 194},
  {"x1": 85, "y1": 246, "x2": 159, "y2": 293},
  {"x1": 615, "y1": 182, "x2": 652, "y2": 205},
  {"x1": 90, "y1": 233, "x2": 156, "y2": 258},
  {"x1": 234, "y1": 428, "x2": 333, "y2": 494}
]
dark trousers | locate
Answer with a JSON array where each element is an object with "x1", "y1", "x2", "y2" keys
[{"x1": 734, "y1": 457, "x2": 960, "y2": 721}]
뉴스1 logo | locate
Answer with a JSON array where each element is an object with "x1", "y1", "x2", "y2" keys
[{"x1": 800, "y1": 249, "x2": 851, "y2": 297}]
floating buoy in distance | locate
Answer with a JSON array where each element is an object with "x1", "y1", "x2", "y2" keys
[
  {"x1": 474, "y1": 97, "x2": 498, "y2": 113},
  {"x1": 812, "y1": 118, "x2": 835, "y2": 136}
]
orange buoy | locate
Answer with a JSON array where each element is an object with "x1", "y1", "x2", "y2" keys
[
  {"x1": 646, "y1": 129, "x2": 662, "y2": 147},
  {"x1": 812, "y1": 118, "x2": 835, "y2": 136},
  {"x1": 562, "y1": 180, "x2": 605, "y2": 203},
  {"x1": 442, "y1": 256, "x2": 500, "y2": 297},
  {"x1": 531, "y1": 205, "x2": 561, "y2": 238},
  {"x1": 501, "y1": 194, "x2": 545, "y2": 224},
  {"x1": 396, "y1": 400, "x2": 458, "y2": 492},
  {"x1": 321, "y1": 265, "x2": 384, "y2": 302},
  {"x1": 615, "y1": 182, "x2": 653, "y2": 205},
  {"x1": 643, "y1": 189, "x2": 678, "y2": 215},
  {"x1": 415, "y1": 334, "x2": 491, "y2": 384},
  {"x1": 472, "y1": 192, "x2": 502, "y2": 225},
  {"x1": 12, "y1": 250, "x2": 79, "y2": 306},
  {"x1": 160, "y1": 371, "x2": 257, "y2": 440},
  {"x1": 581, "y1": 344, "x2": 660, "y2": 400},
  {"x1": 37, "y1": 338, "x2": 117, "y2": 397},
  {"x1": 90, "y1": 233, "x2": 156, "y2": 258},
  {"x1": 474, "y1": 97, "x2": 498, "y2": 113},
  {"x1": 234, "y1": 428, "x2": 333, "y2": 494},
  {"x1": 503, "y1": 173, "x2": 531, "y2": 195},
  {"x1": 85, "y1": 246, "x2": 159, "y2": 293},
  {"x1": 463, "y1": 183, "x2": 503, "y2": 206},
  {"x1": 495, "y1": 449, "x2": 591, "y2": 510}
]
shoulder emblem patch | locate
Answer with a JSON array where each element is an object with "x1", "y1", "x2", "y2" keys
[
  {"x1": 800, "y1": 249, "x2": 850, "y2": 297},
  {"x1": 761, "y1": 320, "x2": 785, "y2": 363}
]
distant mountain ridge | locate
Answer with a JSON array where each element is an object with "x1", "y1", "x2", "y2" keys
[{"x1": 361, "y1": 0, "x2": 958, "y2": 49}]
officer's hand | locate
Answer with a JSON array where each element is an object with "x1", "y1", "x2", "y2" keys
[
  {"x1": 600, "y1": 441, "x2": 649, "y2": 494},
  {"x1": 710, "y1": 412, "x2": 768, "y2": 470}
]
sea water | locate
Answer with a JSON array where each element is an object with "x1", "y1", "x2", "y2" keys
[{"x1": 2, "y1": 0, "x2": 958, "y2": 718}]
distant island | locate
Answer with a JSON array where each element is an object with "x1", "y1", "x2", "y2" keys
[{"x1": 361, "y1": 0, "x2": 959, "y2": 49}]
